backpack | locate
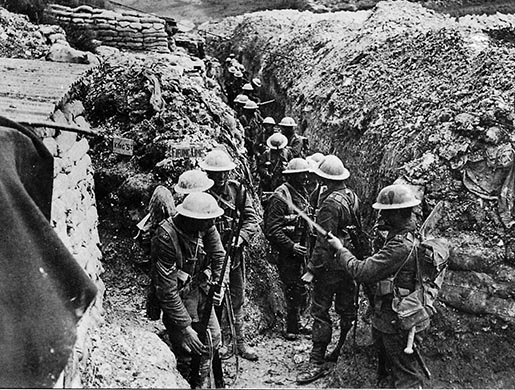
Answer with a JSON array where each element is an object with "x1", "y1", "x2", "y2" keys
[{"x1": 392, "y1": 235, "x2": 450, "y2": 332}]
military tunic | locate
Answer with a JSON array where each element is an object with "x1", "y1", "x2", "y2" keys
[
  {"x1": 151, "y1": 217, "x2": 225, "y2": 384},
  {"x1": 335, "y1": 220, "x2": 425, "y2": 388}
]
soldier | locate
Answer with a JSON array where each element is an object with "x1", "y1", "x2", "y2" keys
[
  {"x1": 174, "y1": 169, "x2": 214, "y2": 199},
  {"x1": 306, "y1": 153, "x2": 325, "y2": 194},
  {"x1": 278, "y1": 116, "x2": 307, "y2": 158},
  {"x1": 150, "y1": 192, "x2": 227, "y2": 387},
  {"x1": 250, "y1": 78, "x2": 262, "y2": 103},
  {"x1": 264, "y1": 158, "x2": 312, "y2": 340},
  {"x1": 241, "y1": 83, "x2": 254, "y2": 98},
  {"x1": 327, "y1": 184, "x2": 426, "y2": 388},
  {"x1": 233, "y1": 94, "x2": 249, "y2": 118},
  {"x1": 254, "y1": 116, "x2": 277, "y2": 157},
  {"x1": 239, "y1": 100, "x2": 263, "y2": 158},
  {"x1": 297, "y1": 155, "x2": 362, "y2": 384},
  {"x1": 258, "y1": 133, "x2": 293, "y2": 193},
  {"x1": 200, "y1": 149, "x2": 260, "y2": 361}
]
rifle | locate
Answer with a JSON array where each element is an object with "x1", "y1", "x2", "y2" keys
[
  {"x1": 189, "y1": 185, "x2": 247, "y2": 388},
  {"x1": 258, "y1": 99, "x2": 275, "y2": 106}
]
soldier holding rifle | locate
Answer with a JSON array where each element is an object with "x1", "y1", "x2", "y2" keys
[
  {"x1": 264, "y1": 158, "x2": 312, "y2": 340},
  {"x1": 200, "y1": 149, "x2": 260, "y2": 362},
  {"x1": 150, "y1": 192, "x2": 226, "y2": 388},
  {"x1": 297, "y1": 155, "x2": 362, "y2": 384}
]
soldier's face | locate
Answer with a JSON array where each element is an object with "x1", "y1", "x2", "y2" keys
[
  {"x1": 377, "y1": 209, "x2": 409, "y2": 230},
  {"x1": 190, "y1": 218, "x2": 215, "y2": 232},
  {"x1": 280, "y1": 126, "x2": 294, "y2": 137},
  {"x1": 288, "y1": 172, "x2": 309, "y2": 189},
  {"x1": 208, "y1": 170, "x2": 230, "y2": 188}
]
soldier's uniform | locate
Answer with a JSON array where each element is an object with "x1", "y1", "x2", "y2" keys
[
  {"x1": 208, "y1": 180, "x2": 259, "y2": 356},
  {"x1": 201, "y1": 149, "x2": 260, "y2": 361},
  {"x1": 265, "y1": 181, "x2": 311, "y2": 337},
  {"x1": 307, "y1": 185, "x2": 360, "y2": 364},
  {"x1": 151, "y1": 217, "x2": 225, "y2": 385},
  {"x1": 334, "y1": 184, "x2": 426, "y2": 388},
  {"x1": 257, "y1": 147, "x2": 293, "y2": 192}
]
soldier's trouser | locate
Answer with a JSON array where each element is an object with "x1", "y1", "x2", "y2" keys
[
  {"x1": 218, "y1": 260, "x2": 246, "y2": 344},
  {"x1": 277, "y1": 254, "x2": 308, "y2": 333},
  {"x1": 311, "y1": 270, "x2": 357, "y2": 361},
  {"x1": 163, "y1": 308, "x2": 221, "y2": 386},
  {"x1": 373, "y1": 327, "x2": 425, "y2": 389}
]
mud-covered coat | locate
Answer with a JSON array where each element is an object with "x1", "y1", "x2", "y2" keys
[
  {"x1": 208, "y1": 180, "x2": 259, "y2": 248},
  {"x1": 151, "y1": 217, "x2": 226, "y2": 329},
  {"x1": 307, "y1": 185, "x2": 361, "y2": 275},
  {"x1": 335, "y1": 220, "x2": 418, "y2": 333},
  {"x1": 264, "y1": 182, "x2": 310, "y2": 254}
]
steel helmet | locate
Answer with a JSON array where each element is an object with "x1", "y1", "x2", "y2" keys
[
  {"x1": 263, "y1": 116, "x2": 276, "y2": 125},
  {"x1": 282, "y1": 158, "x2": 310, "y2": 174},
  {"x1": 306, "y1": 152, "x2": 325, "y2": 170},
  {"x1": 372, "y1": 184, "x2": 421, "y2": 210},
  {"x1": 279, "y1": 117, "x2": 297, "y2": 127},
  {"x1": 243, "y1": 100, "x2": 259, "y2": 110},
  {"x1": 234, "y1": 94, "x2": 249, "y2": 104},
  {"x1": 242, "y1": 83, "x2": 254, "y2": 91},
  {"x1": 176, "y1": 192, "x2": 224, "y2": 219},
  {"x1": 266, "y1": 133, "x2": 288, "y2": 150},
  {"x1": 233, "y1": 70, "x2": 243, "y2": 78},
  {"x1": 313, "y1": 155, "x2": 350, "y2": 181},
  {"x1": 228, "y1": 66, "x2": 236, "y2": 74},
  {"x1": 252, "y1": 78, "x2": 262, "y2": 88},
  {"x1": 174, "y1": 170, "x2": 214, "y2": 194},
  {"x1": 199, "y1": 149, "x2": 236, "y2": 172}
]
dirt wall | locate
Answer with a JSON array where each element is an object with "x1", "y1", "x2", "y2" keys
[{"x1": 202, "y1": 0, "x2": 515, "y2": 322}]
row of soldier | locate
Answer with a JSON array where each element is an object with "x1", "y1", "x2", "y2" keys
[
  {"x1": 139, "y1": 55, "x2": 441, "y2": 389},
  {"x1": 139, "y1": 145, "x2": 432, "y2": 388}
]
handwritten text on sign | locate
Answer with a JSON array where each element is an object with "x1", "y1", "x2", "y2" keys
[
  {"x1": 113, "y1": 137, "x2": 134, "y2": 156},
  {"x1": 170, "y1": 144, "x2": 204, "y2": 159}
]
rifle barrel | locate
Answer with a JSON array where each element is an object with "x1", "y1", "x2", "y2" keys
[{"x1": 273, "y1": 192, "x2": 328, "y2": 237}]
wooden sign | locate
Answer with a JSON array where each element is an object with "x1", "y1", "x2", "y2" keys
[
  {"x1": 113, "y1": 137, "x2": 134, "y2": 156},
  {"x1": 170, "y1": 143, "x2": 204, "y2": 159}
]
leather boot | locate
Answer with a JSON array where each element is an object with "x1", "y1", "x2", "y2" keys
[
  {"x1": 235, "y1": 318, "x2": 258, "y2": 361},
  {"x1": 296, "y1": 343, "x2": 329, "y2": 384}
]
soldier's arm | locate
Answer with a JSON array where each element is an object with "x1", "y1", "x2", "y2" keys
[
  {"x1": 203, "y1": 225, "x2": 226, "y2": 283},
  {"x1": 264, "y1": 197, "x2": 295, "y2": 253},
  {"x1": 334, "y1": 236, "x2": 412, "y2": 283},
  {"x1": 151, "y1": 226, "x2": 192, "y2": 328},
  {"x1": 239, "y1": 190, "x2": 260, "y2": 245},
  {"x1": 307, "y1": 199, "x2": 341, "y2": 274}
]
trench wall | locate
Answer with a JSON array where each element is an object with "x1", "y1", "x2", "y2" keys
[
  {"x1": 36, "y1": 100, "x2": 104, "y2": 388},
  {"x1": 44, "y1": 3, "x2": 171, "y2": 53},
  {"x1": 203, "y1": 1, "x2": 515, "y2": 323}
]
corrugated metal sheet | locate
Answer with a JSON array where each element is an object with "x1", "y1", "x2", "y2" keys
[{"x1": 0, "y1": 58, "x2": 93, "y2": 123}]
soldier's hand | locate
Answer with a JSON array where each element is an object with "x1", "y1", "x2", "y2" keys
[
  {"x1": 181, "y1": 326, "x2": 207, "y2": 355},
  {"x1": 293, "y1": 243, "x2": 307, "y2": 257},
  {"x1": 301, "y1": 271, "x2": 314, "y2": 284},
  {"x1": 213, "y1": 286, "x2": 225, "y2": 307},
  {"x1": 326, "y1": 232, "x2": 344, "y2": 251}
]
